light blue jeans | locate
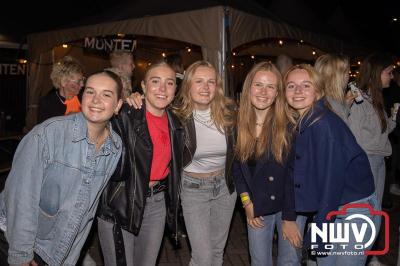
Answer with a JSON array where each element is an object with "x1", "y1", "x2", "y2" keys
[
  {"x1": 367, "y1": 154, "x2": 385, "y2": 206},
  {"x1": 316, "y1": 193, "x2": 381, "y2": 266},
  {"x1": 181, "y1": 173, "x2": 237, "y2": 266},
  {"x1": 248, "y1": 212, "x2": 307, "y2": 266},
  {"x1": 97, "y1": 192, "x2": 166, "y2": 266}
]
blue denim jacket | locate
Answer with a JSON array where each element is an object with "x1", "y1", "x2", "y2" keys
[{"x1": 0, "y1": 113, "x2": 122, "y2": 266}]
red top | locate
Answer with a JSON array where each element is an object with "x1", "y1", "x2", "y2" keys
[{"x1": 146, "y1": 111, "x2": 171, "y2": 181}]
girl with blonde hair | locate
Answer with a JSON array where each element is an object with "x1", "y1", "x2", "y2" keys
[{"x1": 174, "y1": 60, "x2": 237, "y2": 266}]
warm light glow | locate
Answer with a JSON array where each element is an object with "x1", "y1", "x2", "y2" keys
[
  {"x1": 278, "y1": 40, "x2": 283, "y2": 46},
  {"x1": 300, "y1": 39, "x2": 304, "y2": 43},
  {"x1": 162, "y1": 53, "x2": 166, "y2": 57},
  {"x1": 62, "y1": 44, "x2": 68, "y2": 48},
  {"x1": 233, "y1": 52, "x2": 236, "y2": 56},
  {"x1": 231, "y1": 65, "x2": 235, "y2": 69},
  {"x1": 312, "y1": 51, "x2": 316, "y2": 55},
  {"x1": 358, "y1": 61, "x2": 361, "y2": 65},
  {"x1": 117, "y1": 33, "x2": 125, "y2": 37},
  {"x1": 396, "y1": 61, "x2": 400, "y2": 66},
  {"x1": 18, "y1": 59, "x2": 27, "y2": 64},
  {"x1": 251, "y1": 55, "x2": 255, "y2": 59},
  {"x1": 187, "y1": 48, "x2": 191, "y2": 53},
  {"x1": 148, "y1": 62, "x2": 152, "y2": 66},
  {"x1": 393, "y1": 18, "x2": 398, "y2": 22}
]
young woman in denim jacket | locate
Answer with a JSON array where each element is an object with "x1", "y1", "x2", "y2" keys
[
  {"x1": 233, "y1": 62, "x2": 305, "y2": 266},
  {"x1": 284, "y1": 64, "x2": 378, "y2": 265},
  {"x1": 0, "y1": 70, "x2": 123, "y2": 266}
]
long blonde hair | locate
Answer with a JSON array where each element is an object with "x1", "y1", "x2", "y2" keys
[
  {"x1": 236, "y1": 62, "x2": 290, "y2": 163},
  {"x1": 284, "y1": 64, "x2": 325, "y2": 126},
  {"x1": 314, "y1": 54, "x2": 349, "y2": 103},
  {"x1": 173, "y1": 61, "x2": 235, "y2": 131}
]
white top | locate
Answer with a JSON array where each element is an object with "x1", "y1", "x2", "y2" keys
[{"x1": 184, "y1": 108, "x2": 227, "y2": 173}]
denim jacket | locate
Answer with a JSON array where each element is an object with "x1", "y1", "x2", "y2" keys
[{"x1": 0, "y1": 113, "x2": 122, "y2": 266}]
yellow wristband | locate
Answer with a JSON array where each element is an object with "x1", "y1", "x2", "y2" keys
[{"x1": 240, "y1": 195, "x2": 250, "y2": 203}]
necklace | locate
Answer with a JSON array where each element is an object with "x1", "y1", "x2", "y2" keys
[
  {"x1": 193, "y1": 110, "x2": 214, "y2": 128},
  {"x1": 55, "y1": 90, "x2": 65, "y2": 104},
  {"x1": 89, "y1": 127, "x2": 109, "y2": 147}
]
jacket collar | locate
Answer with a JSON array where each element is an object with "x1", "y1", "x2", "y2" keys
[
  {"x1": 72, "y1": 112, "x2": 120, "y2": 154},
  {"x1": 297, "y1": 98, "x2": 328, "y2": 133}
]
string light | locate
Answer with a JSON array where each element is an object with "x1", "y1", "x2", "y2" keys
[
  {"x1": 278, "y1": 40, "x2": 283, "y2": 46},
  {"x1": 232, "y1": 52, "x2": 236, "y2": 56},
  {"x1": 231, "y1": 65, "x2": 235, "y2": 69},
  {"x1": 18, "y1": 59, "x2": 27, "y2": 64},
  {"x1": 251, "y1": 55, "x2": 255, "y2": 59},
  {"x1": 162, "y1": 52, "x2": 166, "y2": 57},
  {"x1": 62, "y1": 44, "x2": 68, "y2": 48},
  {"x1": 312, "y1": 51, "x2": 316, "y2": 55},
  {"x1": 187, "y1": 47, "x2": 191, "y2": 53},
  {"x1": 357, "y1": 61, "x2": 361, "y2": 65}
]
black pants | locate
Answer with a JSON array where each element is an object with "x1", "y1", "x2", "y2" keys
[{"x1": 0, "y1": 230, "x2": 47, "y2": 266}]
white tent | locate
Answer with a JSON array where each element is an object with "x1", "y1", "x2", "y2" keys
[{"x1": 26, "y1": 0, "x2": 352, "y2": 128}]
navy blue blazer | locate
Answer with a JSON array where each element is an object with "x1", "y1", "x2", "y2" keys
[
  {"x1": 233, "y1": 148, "x2": 296, "y2": 221},
  {"x1": 290, "y1": 98, "x2": 375, "y2": 228}
]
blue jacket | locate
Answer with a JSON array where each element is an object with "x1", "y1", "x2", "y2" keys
[
  {"x1": 233, "y1": 148, "x2": 296, "y2": 220},
  {"x1": 0, "y1": 113, "x2": 122, "y2": 266},
  {"x1": 291, "y1": 99, "x2": 375, "y2": 228}
]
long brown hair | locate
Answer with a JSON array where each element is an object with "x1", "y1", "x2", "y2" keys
[
  {"x1": 357, "y1": 53, "x2": 393, "y2": 133},
  {"x1": 236, "y1": 62, "x2": 289, "y2": 163},
  {"x1": 173, "y1": 61, "x2": 235, "y2": 131}
]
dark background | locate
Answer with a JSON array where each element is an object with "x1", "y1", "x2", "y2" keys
[{"x1": 0, "y1": 0, "x2": 399, "y2": 55}]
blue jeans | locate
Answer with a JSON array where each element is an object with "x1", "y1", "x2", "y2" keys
[
  {"x1": 181, "y1": 173, "x2": 237, "y2": 266},
  {"x1": 248, "y1": 213, "x2": 307, "y2": 266},
  {"x1": 316, "y1": 193, "x2": 381, "y2": 266},
  {"x1": 97, "y1": 192, "x2": 166, "y2": 266}
]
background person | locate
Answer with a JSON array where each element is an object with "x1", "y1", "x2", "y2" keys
[
  {"x1": 37, "y1": 56, "x2": 85, "y2": 123},
  {"x1": 109, "y1": 50, "x2": 135, "y2": 98}
]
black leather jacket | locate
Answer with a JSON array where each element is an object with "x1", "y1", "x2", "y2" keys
[
  {"x1": 98, "y1": 103, "x2": 184, "y2": 240},
  {"x1": 182, "y1": 116, "x2": 236, "y2": 194}
]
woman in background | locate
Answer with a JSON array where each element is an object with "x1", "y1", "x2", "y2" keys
[{"x1": 37, "y1": 56, "x2": 85, "y2": 123}]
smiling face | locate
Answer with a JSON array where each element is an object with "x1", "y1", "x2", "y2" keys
[
  {"x1": 189, "y1": 66, "x2": 217, "y2": 110},
  {"x1": 285, "y1": 69, "x2": 320, "y2": 116},
  {"x1": 141, "y1": 65, "x2": 176, "y2": 116},
  {"x1": 250, "y1": 70, "x2": 278, "y2": 111},
  {"x1": 81, "y1": 73, "x2": 122, "y2": 127}
]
